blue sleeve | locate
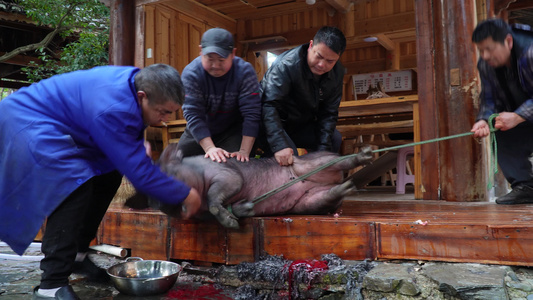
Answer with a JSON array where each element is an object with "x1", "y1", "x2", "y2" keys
[{"x1": 91, "y1": 109, "x2": 191, "y2": 205}]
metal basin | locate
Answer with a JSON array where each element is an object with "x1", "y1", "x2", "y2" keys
[{"x1": 107, "y1": 259, "x2": 181, "y2": 296}]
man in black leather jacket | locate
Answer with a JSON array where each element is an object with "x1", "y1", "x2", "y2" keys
[{"x1": 260, "y1": 26, "x2": 346, "y2": 166}]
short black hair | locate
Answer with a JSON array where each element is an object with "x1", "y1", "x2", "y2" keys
[
  {"x1": 472, "y1": 18, "x2": 512, "y2": 44},
  {"x1": 313, "y1": 26, "x2": 347, "y2": 55},
  {"x1": 134, "y1": 64, "x2": 185, "y2": 106}
]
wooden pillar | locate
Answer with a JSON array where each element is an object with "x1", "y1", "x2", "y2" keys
[
  {"x1": 109, "y1": 0, "x2": 135, "y2": 66},
  {"x1": 416, "y1": 0, "x2": 487, "y2": 201}
]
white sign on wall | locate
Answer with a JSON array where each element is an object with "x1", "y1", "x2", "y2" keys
[{"x1": 352, "y1": 70, "x2": 413, "y2": 94}]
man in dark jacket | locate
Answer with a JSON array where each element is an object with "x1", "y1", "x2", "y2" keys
[
  {"x1": 178, "y1": 28, "x2": 261, "y2": 163},
  {"x1": 260, "y1": 26, "x2": 346, "y2": 166},
  {"x1": 471, "y1": 19, "x2": 533, "y2": 204}
]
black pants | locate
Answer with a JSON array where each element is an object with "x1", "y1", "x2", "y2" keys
[
  {"x1": 177, "y1": 124, "x2": 247, "y2": 157},
  {"x1": 259, "y1": 123, "x2": 343, "y2": 157},
  {"x1": 40, "y1": 171, "x2": 122, "y2": 288},
  {"x1": 495, "y1": 122, "x2": 533, "y2": 188}
]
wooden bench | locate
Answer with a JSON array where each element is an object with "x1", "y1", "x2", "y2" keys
[{"x1": 151, "y1": 119, "x2": 187, "y2": 149}]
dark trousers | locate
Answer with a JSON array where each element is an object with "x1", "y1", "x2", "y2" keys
[
  {"x1": 495, "y1": 122, "x2": 533, "y2": 188},
  {"x1": 40, "y1": 171, "x2": 122, "y2": 288},
  {"x1": 260, "y1": 123, "x2": 343, "y2": 157},
  {"x1": 177, "y1": 124, "x2": 245, "y2": 157}
]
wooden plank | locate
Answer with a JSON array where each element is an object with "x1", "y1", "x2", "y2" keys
[
  {"x1": 376, "y1": 223, "x2": 533, "y2": 266},
  {"x1": 99, "y1": 199, "x2": 533, "y2": 266},
  {"x1": 353, "y1": 11, "x2": 416, "y2": 37},
  {"x1": 134, "y1": 5, "x2": 146, "y2": 67},
  {"x1": 337, "y1": 120, "x2": 413, "y2": 137},
  {"x1": 226, "y1": 219, "x2": 256, "y2": 264},
  {"x1": 168, "y1": 219, "x2": 227, "y2": 264},
  {"x1": 144, "y1": 5, "x2": 156, "y2": 66},
  {"x1": 415, "y1": 0, "x2": 439, "y2": 200},
  {"x1": 347, "y1": 151, "x2": 399, "y2": 188},
  {"x1": 257, "y1": 217, "x2": 376, "y2": 261},
  {"x1": 338, "y1": 95, "x2": 418, "y2": 118},
  {"x1": 99, "y1": 209, "x2": 169, "y2": 260},
  {"x1": 168, "y1": 217, "x2": 255, "y2": 264},
  {"x1": 163, "y1": 0, "x2": 236, "y2": 31},
  {"x1": 413, "y1": 102, "x2": 421, "y2": 199}
]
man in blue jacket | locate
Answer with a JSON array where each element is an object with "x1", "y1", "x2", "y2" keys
[
  {"x1": 471, "y1": 19, "x2": 533, "y2": 204},
  {"x1": 0, "y1": 64, "x2": 202, "y2": 299},
  {"x1": 178, "y1": 28, "x2": 262, "y2": 163}
]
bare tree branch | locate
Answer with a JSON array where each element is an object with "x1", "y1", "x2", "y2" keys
[
  {"x1": 0, "y1": 27, "x2": 66, "y2": 63},
  {"x1": 0, "y1": 1, "x2": 83, "y2": 64}
]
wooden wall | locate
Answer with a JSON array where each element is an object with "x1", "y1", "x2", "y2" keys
[{"x1": 137, "y1": 0, "x2": 417, "y2": 103}]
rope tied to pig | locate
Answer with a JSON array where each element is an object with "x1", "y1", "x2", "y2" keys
[{"x1": 227, "y1": 113, "x2": 500, "y2": 213}]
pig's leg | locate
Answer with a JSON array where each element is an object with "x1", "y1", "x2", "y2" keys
[
  {"x1": 292, "y1": 146, "x2": 373, "y2": 179},
  {"x1": 206, "y1": 174, "x2": 244, "y2": 229},
  {"x1": 289, "y1": 181, "x2": 356, "y2": 214}
]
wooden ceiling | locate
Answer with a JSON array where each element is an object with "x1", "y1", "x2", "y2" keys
[
  {"x1": 194, "y1": 0, "x2": 353, "y2": 20},
  {"x1": 507, "y1": 0, "x2": 533, "y2": 27}
]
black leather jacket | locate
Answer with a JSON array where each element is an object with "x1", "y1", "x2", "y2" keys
[{"x1": 260, "y1": 44, "x2": 345, "y2": 153}]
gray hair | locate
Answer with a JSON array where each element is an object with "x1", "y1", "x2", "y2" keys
[{"x1": 134, "y1": 64, "x2": 185, "y2": 105}]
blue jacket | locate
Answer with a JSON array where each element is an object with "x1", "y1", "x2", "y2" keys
[
  {"x1": 477, "y1": 30, "x2": 533, "y2": 123},
  {"x1": 0, "y1": 66, "x2": 191, "y2": 255}
]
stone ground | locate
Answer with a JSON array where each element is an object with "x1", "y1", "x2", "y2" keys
[
  {"x1": 0, "y1": 244, "x2": 233, "y2": 300},
  {"x1": 3, "y1": 243, "x2": 533, "y2": 300}
]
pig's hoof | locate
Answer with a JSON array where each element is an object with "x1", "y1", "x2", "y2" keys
[
  {"x1": 232, "y1": 201, "x2": 255, "y2": 217},
  {"x1": 209, "y1": 206, "x2": 220, "y2": 216},
  {"x1": 222, "y1": 219, "x2": 240, "y2": 229}
]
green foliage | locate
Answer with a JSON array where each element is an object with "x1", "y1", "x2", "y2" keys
[
  {"x1": 17, "y1": 0, "x2": 110, "y2": 82},
  {"x1": 0, "y1": 88, "x2": 16, "y2": 101}
]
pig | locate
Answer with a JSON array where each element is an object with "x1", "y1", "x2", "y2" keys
[{"x1": 126, "y1": 144, "x2": 373, "y2": 229}]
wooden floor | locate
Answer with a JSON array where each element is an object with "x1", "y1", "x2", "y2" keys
[{"x1": 98, "y1": 187, "x2": 533, "y2": 267}]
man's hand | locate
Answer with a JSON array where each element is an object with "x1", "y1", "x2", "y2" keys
[
  {"x1": 471, "y1": 120, "x2": 490, "y2": 138},
  {"x1": 204, "y1": 146, "x2": 230, "y2": 163},
  {"x1": 275, "y1": 148, "x2": 294, "y2": 166},
  {"x1": 494, "y1": 112, "x2": 525, "y2": 131},
  {"x1": 230, "y1": 150, "x2": 250, "y2": 162},
  {"x1": 180, "y1": 188, "x2": 201, "y2": 219}
]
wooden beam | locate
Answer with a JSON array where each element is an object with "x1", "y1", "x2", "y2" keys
[
  {"x1": 109, "y1": 0, "x2": 135, "y2": 66},
  {"x1": 415, "y1": 0, "x2": 438, "y2": 200},
  {"x1": 162, "y1": 0, "x2": 236, "y2": 31},
  {"x1": 344, "y1": 58, "x2": 387, "y2": 75},
  {"x1": 506, "y1": 0, "x2": 533, "y2": 10},
  {"x1": 376, "y1": 34, "x2": 395, "y2": 51},
  {"x1": 325, "y1": 0, "x2": 353, "y2": 13},
  {"x1": 353, "y1": 11, "x2": 416, "y2": 37},
  {"x1": 228, "y1": 2, "x2": 330, "y2": 20},
  {"x1": 246, "y1": 27, "x2": 320, "y2": 52}
]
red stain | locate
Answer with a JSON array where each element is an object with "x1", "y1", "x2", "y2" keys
[
  {"x1": 286, "y1": 259, "x2": 328, "y2": 300},
  {"x1": 166, "y1": 284, "x2": 232, "y2": 300}
]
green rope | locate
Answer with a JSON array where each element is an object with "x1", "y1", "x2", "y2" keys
[
  {"x1": 234, "y1": 113, "x2": 500, "y2": 209},
  {"x1": 487, "y1": 113, "x2": 499, "y2": 190}
]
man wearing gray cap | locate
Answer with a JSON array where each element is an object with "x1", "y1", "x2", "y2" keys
[{"x1": 178, "y1": 27, "x2": 262, "y2": 163}]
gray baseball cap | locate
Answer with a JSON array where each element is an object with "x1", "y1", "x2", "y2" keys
[{"x1": 201, "y1": 28, "x2": 234, "y2": 58}]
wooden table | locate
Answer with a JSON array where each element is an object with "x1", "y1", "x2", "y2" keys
[{"x1": 337, "y1": 95, "x2": 420, "y2": 198}]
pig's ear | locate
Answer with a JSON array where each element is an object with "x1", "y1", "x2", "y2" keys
[{"x1": 160, "y1": 143, "x2": 179, "y2": 164}]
